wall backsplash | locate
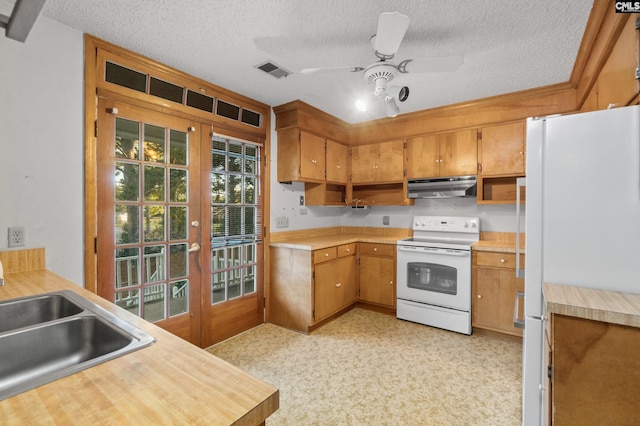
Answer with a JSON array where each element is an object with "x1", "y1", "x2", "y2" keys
[{"x1": 271, "y1": 189, "x2": 524, "y2": 234}]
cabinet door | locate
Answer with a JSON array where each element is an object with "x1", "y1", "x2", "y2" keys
[
  {"x1": 350, "y1": 144, "x2": 378, "y2": 183},
  {"x1": 473, "y1": 267, "x2": 524, "y2": 336},
  {"x1": 326, "y1": 139, "x2": 349, "y2": 183},
  {"x1": 376, "y1": 139, "x2": 404, "y2": 181},
  {"x1": 406, "y1": 135, "x2": 439, "y2": 178},
  {"x1": 336, "y1": 255, "x2": 357, "y2": 308},
  {"x1": 479, "y1": 122, "x2": 525, "y2": 176},
  {"x1": 359, "y1": 255, "x2": 395, "y2": 308},
  {"x1": 439, "y1": 129, "x2": 478, "y2": 176},
  {"x1": 314, "y1": 260, "x2": 340, "y2": 321},
  {"x1": 299, "y1": 131, "x2": 326, "y2": 181}
]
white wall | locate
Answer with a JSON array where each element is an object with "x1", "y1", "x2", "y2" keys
[{"x1": 0, "y1": 5, "x2": 84, "y2": 285}]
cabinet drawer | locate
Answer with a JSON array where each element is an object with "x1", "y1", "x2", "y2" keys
[
  {"x1": 475, "y1": 251, "x2": 525, "y2": 269},
  {"x1": 313, "y1": 247, "x2": 337, "y2": 264},
  {"x1": 358, "y1": 243, "x2": 395, "y2": 257},
  {"x1": 337, "y1": 243, "x2": 356, "y2": 257}
]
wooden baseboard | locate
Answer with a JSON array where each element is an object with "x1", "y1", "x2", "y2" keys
[
  {"x1": 472, "y1": 327, "x2": 523, "y2": 343},
  {"x1": 355, "y1": 302, "x2": 396, "y2": 316}
]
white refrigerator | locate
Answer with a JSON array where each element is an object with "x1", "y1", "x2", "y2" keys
[{"x1": 522, "y1": 105, "x2": 640, "y2": 425}]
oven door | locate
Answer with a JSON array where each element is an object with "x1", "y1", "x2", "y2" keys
[{"x1": 396, "y1": 245, "x2": 471, "y2": 311}]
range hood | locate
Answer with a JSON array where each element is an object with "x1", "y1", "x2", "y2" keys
[{"x1": 407, "y1": 176, "x2": 477, "y2": 199}]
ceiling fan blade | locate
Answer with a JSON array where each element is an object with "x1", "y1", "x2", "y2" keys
[
  {"x1": 300, "y1": 66, "x2": 364, "y2": 75},
  {"x1": 374, "y1": 12, "x2": 410, "y2": 58},
  {"x1": 399, "y1": 56, "x2": 464, "y2": 73}
]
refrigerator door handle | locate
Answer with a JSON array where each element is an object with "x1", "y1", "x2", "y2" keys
[
  {"x1": 515, "y1": 177, "x2": 526, "y2": 279},
  {"x1": 513, "y1": 291, "x2": 525, "y2": 329}
]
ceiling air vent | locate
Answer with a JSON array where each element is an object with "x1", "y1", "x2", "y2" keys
[{"x1": 256, "y1": 61, "x2": 291, "y2": 79}]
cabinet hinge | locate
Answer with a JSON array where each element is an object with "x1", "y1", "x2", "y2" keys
[
  {"x1": 477, "y1": 131, "x2": 482, "y2": 141},
  {"x1": 312, "y1": 271, "x2": 315, "y2": 279},
  {"x1": 94, "y1": 120, "x2": 98, "y2": 137},
  {"x1": 403, "y1": 169, "x2": 407, "y2": 177},
  {"x1": 477, "y1": 163, "x2": 482, "y2": 173},
  {"x1": 312, "y1": 309, "x2": 315, "y2": 321},
  {"x1": 403, "y1": 141, "x2": 407, "y2": 149},
  {"x1": 94, "y1": 237, "x2": 97, "y2": 254},
  {"x1": 356, "y1": 257, "x2": 360, "y2": 265},
  {"x1": 263, "y1": 297, "x2": 266, "y2": 308},
  {"x1": 547, "y1": 365, "x2": 553, "y2": 381}
]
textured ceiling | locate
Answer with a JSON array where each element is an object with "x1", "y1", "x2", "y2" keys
[{"x1": 10, "y1": 0, "x2": 594, "y2": 123}]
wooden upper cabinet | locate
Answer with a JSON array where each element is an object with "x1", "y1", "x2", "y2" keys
[
  {"x1": 351, "y1": 139, "x2": 404, "y2": 184},
  {"x1": 478, "y1": 122, "x2": 525, "y2": 176},
  {"x1": 326, "y1": 139, "x2": 349, "y2": 184},
  {"x1": 406, "y1": 134, "x2": 439, "y2": 178},
  {"x1": 277, "y1": 128, "x2": 325, "y2": 182},
  {"x1": 406, "y1": 129, "x2": 477, "y2": 178},
  {"x1": 596, "y1": 15, "x2": 638, "y2": 110}
]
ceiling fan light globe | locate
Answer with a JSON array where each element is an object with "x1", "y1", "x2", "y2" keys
[
  {"x1": 388, "y1": 85, "x2": 409, "y2": 102},
  {"x1": 385, "y1": 95, "x2": 400, "y2": 118}
]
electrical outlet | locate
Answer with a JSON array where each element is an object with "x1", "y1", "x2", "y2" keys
[
  {"x1": 8, "y1": 226, "x2": 25, "y2": 247},
  {"x1": 275, "y1": 216, "x2": 289, "y2": 228},
  {"x1": 383, "y1": 216, "x2": 390, "y2": 226}
]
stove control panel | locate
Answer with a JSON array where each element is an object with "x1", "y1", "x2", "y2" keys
[{"x1": 412, "y1": 216, "x2": 480, "y2": 234}]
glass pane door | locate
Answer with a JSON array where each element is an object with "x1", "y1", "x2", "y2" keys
[
  {"x1": 201, "y1": 134, "x2": 264, "y2": 346},
  {"x1": 97, "y1": 100, "x2": 202, "y2": 345}
]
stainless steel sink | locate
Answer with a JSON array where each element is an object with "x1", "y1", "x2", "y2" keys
[
  {"x1": 0, "y1": 292, "x2": 83, "y2": 333},
  {"x1": 0, "y1": 291, "x2": 155, "y2": 400}
]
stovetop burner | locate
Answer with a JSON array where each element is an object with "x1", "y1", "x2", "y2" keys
[{"x1": 399, "y1": 216, "x2": 480, "y2": 249}]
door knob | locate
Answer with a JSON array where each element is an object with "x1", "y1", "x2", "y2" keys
[{"x1": 188, "y1": 243, "x2": 201, "y2": 252}]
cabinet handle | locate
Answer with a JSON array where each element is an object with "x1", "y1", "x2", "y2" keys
[
  {"x1": 519, "y1": 151, "x2": 524, "y2": 155},
  {"x1": 346, "y1": 248, "x2": 350, "y2": 252},
  {"x1": 336, "y1": 283, "x2": 342, "y2": 287},
  {"x1": 389, "y1": 281, "x2": 393, "y2": 285},
  {"x1": 500, "y1": 258, "x2": 505, "y2": 263},
  {"x1": 311, "y1": 159, "x2": 317, "y2": 164},
  {"x1": 373, "y1": 248, "x2": 377, "y2": 252},
  {"x1": 477, "y1": 294, "x2": 482, "y2": 299},
  {"x1": 336, "y1": 165, "x2": 341, "y2": 169},
  {"x1": 324, "y1": 253, "x2": 329, "y2": 257}
]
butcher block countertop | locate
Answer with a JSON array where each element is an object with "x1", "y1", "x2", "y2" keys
[
  {"x1": 269, "y1": 226, "x2": 411, "y2": 250},
  {"x1": 0, "y1": 253, "x2": 278, "y2": 425},
  {"x1": 472, "y1": 232, "x2": 525, "y2": 254},
  {"x1": 543, "y1": 282, "x2": 640, "y2": 328}
]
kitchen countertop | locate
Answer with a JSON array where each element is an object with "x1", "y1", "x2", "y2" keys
[
  {"x1": 270, "y1": 233, "x2": 400, "y2": 250},
  {"x1": 472, "y1": 240, "x2": 524, "y2": 254},
  {"x1": 543, "y1": 282, "x2": 640, "y2": 328},
  {"x1": 0, "y1": 270, "x2": 279, "y2": 425}
]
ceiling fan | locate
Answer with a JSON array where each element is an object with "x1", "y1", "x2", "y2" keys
[{"x1": 301, "y1": 12, "x2": 463, "y2": 117}]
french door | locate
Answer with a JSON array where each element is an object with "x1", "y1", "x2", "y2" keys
[{"x1": 96, "y1": 99, "x2": 265, "y2": 347}]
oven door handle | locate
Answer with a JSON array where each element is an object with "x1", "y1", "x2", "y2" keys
[{"x1": 397, "y1": 246, "x2": 469, "y2": 256}]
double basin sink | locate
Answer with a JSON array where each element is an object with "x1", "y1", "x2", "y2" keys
[{"x1": 0, "y1": 290, "x2": 155, "y2": 400}]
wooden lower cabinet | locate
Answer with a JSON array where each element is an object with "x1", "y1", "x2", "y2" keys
[
  {"x1": 314, "y1": 253, "x2": 357, "y2": 321},
  {"x1": 358, "y1": 243, "x2": 396, "y2": 309},
  {"x1": 549, "y1": 314, "x2": 640, "y2": 425},
  {"x1": 472, "y1": 251, "x2": 524, "y2": 337},
  {"x1": 268, "y1": 243, "x2": 356, "y2": 333}
]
